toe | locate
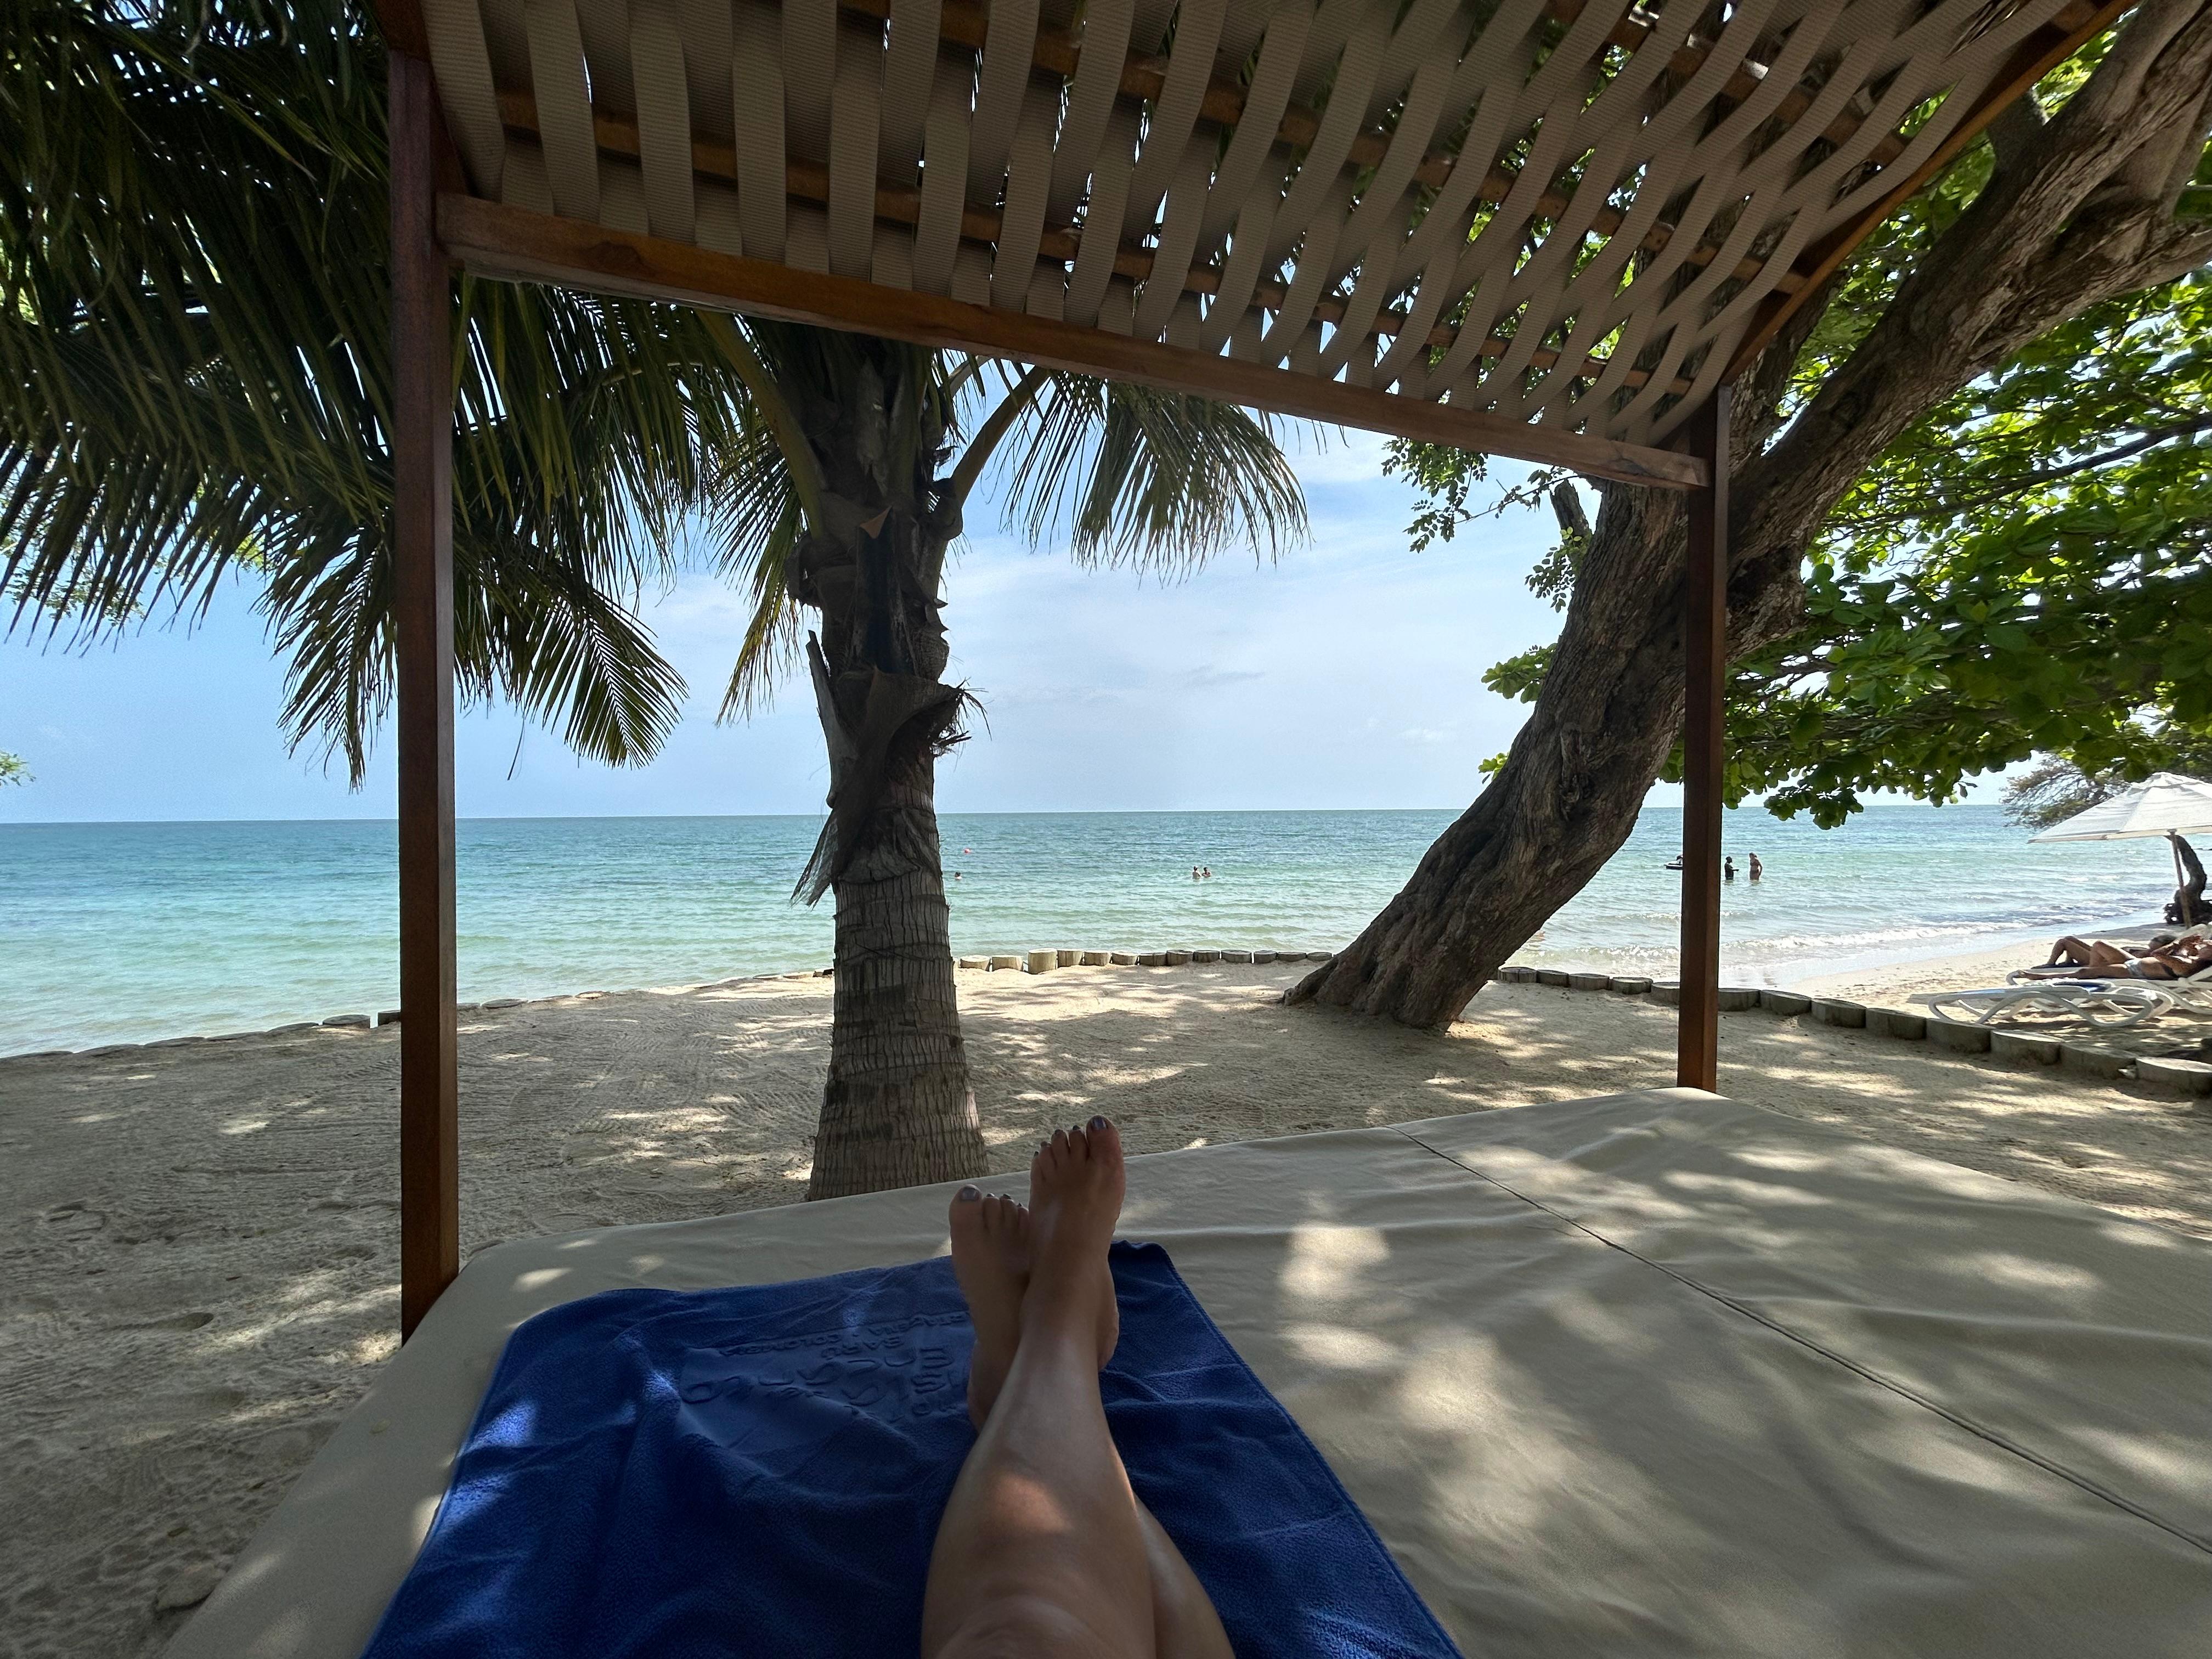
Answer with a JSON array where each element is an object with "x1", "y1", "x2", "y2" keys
[
  {"x1": 948, "y1": 1186, "x2": 986, "y2": 1252},
  {"x1": 1035, "y1": 1130, "x2": 1069, "y2": 1186},
  {"x1": 1086, "y1": 1115, "x2": 1122, "y2": 1165}
]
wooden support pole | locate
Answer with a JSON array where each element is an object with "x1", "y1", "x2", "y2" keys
[
  {"x1": 1678, "y1": 387, "x2": 1729, "y2": 1093},
  {"x1": 391, "y1": 50, "x2": 459, "y2": 1340}
]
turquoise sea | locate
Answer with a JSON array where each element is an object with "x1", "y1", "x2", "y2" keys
[{"x1": 0, "y1": 806, "x2": 2180, "y2": 1055}]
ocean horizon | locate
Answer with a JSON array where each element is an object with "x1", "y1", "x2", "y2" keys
[{"x1": 1, "y1": 804, "x2": 2179, "y2": 1054}]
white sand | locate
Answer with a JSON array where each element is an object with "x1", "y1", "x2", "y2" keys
[{"x1": 5, "y1": 961, "x2": 2209, "y2": 1656}]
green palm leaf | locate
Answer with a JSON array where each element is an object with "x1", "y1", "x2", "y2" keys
[
  {"x1": 5, "y1": 0, "x2": 1312, "y2": 783},
  {"x1": 1, "y1": 0, "x2": 751, "y2": 780}
]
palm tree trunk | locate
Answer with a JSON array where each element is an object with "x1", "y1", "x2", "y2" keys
[
  {"x1": 810, "y1": 749, "x2": 984, "y2": 1198},
  {"x1": 789, "y1": 360, "x2": 989, "y2": 1195}
]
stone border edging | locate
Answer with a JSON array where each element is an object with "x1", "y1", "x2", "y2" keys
[
  {"x1": 1491, "y1": 962, "x2": 2212, "y2": 1100},
  {"x1": 950, "y1": 948, "x2": 1336, "y2": 974}
]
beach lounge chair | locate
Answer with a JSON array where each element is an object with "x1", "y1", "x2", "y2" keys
[
  {"x1": 2000, "y1": 959, "x2": 2212, "y2": 1021},
  {"x1": 168, "y1": 1091, "x2": 2212, "y2": 1659},
  {"x1": 1919, "y1": 979, "x2": 2177, "y2": 1029}
]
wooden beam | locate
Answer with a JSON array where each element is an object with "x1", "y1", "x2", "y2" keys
[
  {"x1": 436, "y1": 193, "x2": 1708, "y2": 488},
  {"x1": 391, "y1": 53, "x2": 460, "y2": 1341},
  {"x1": 1723, "y1": 0, "x2": 2126, "y2": 382},
  {"x1": 1677, "y1": 387, "x2": 1729, "y2": 1093},
  {"x1": 839, "y1": 0, "x2": 1889, "y2": 249},
  {"x1": 490, "y1": 88, "x2": 1700, "y2": 398}
]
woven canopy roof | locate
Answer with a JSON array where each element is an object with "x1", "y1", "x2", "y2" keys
[{"x1": 400, "y1": 0, "x2": 2115, "y2": 486}]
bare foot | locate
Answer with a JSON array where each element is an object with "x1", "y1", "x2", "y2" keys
[
  {"x1": 1022, "y1": 1116, "x2": 1125, "y2": 1366},
  {"x1": 947, "y1": 1187, "x2": 1031, "y2": 1427}
]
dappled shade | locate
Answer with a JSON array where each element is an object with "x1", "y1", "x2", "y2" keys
[{"x1": 168, "y1": 1084, "x2": 2212, "y2": 1658}]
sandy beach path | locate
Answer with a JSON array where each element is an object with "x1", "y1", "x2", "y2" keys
[{"x1": 4, "y1": 962, "x2": 2208, "y2": 1657}]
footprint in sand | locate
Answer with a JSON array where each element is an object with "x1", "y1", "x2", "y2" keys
[
  {"x1": 153, "y1": 1561, "x2": 225, "y2": 1612},
  {"x1": 111, "y1": 1310, "x2": 216, "y2": 1333}
]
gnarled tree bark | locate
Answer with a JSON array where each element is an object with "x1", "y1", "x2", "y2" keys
[{"x1": 1293, "y1": 0, "x2": 2212, "y2": 1028}]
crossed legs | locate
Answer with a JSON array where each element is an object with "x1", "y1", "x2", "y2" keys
[{"x1": 922, "y1": 1119, "x2": 1232, "y2": 1659}]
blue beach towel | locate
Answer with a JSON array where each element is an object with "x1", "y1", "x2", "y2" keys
[{"x1": 363, "y1": 1241, "x2": 1460, "y2": 1659}]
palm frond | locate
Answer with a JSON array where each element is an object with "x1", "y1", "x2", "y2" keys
[
  {"x1": 1, "y1": 0, "x2": 753, "y2": 780},
  {"x1": 995, "y1": 376, "x2": 1311, "y2": 572}
]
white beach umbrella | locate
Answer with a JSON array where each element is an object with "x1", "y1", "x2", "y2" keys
[{"x1": 2030, "y1": 771, "x2": 2212, "y2": 895}]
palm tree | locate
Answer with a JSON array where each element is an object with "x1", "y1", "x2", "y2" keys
[
  {"x1": 4, "y1": 0, "x2": 741, "y2": 778},
  {"x1": 702, "y1": 332, "x2": 1303, "y2": 1195},
  {"x1": 5, "y1": 0, "x2": 1307, "y2": 1197}
]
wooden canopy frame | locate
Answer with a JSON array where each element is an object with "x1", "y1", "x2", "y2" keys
[{"x1": 377, "y1": 0, "x2": 2124, "y2": 1335}]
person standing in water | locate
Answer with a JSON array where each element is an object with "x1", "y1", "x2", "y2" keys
[
  {"x1": 1723, "y1": 856, "x2": 1736, "y2": 881},
  {"x1": 1748, "y1": 853, "x2": 1763, "y2": 882}
]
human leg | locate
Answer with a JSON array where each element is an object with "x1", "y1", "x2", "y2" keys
[
  {"x1": 1136, "y1": 1503, "x2": 1234, "y2": 1658},
  {"x1": 946, "y1": 1178, "x2": 1232, "y2": 1659},
  {"x1": 922, "y1": 1122, "x2": 1154, "y2": 1657},
  {"x1": 2047, "y1": 936, "x2": 2128, "y2": 968}
]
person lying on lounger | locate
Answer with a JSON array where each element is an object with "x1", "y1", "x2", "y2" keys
[
  {"x1": 2043, "y1": 933, "x2": 2210, "y2": 979},
  {"x1": 2044, "y1": 933, "x2": 2173, "y2": 968},
  {"x1": 2110, "y1": 934, "x2": 2212, "y2": 980},
  {"x1": 926, "y1": 1118, "x2": 1234, "y2": 1659}
]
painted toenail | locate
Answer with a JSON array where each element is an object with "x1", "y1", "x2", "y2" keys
[
  {"x1": 955, "y1": 1185, "x2": 980, "y2": 1201},
  {"x1": 1090, "y1": 1116, "x2": 1108, "y2": 1131}
]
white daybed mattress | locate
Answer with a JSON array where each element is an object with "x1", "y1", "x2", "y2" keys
[{"x1": 168, "y1": 1089, "x2": 2212, "y2": 1658}]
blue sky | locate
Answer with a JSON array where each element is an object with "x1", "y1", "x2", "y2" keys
[{"x1": 6, "y1": 430, "x2": 1652, "y2": 822}]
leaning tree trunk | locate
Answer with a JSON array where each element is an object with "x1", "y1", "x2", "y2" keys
[
  {"x1": 789, "y1": 350, "x2": 989, "y2": 1198},
  {"x1": 1294, "y1": 0, "x2": 2212, "y2": 1028}
]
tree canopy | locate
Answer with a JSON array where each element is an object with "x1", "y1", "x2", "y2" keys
[{"x1": 2, "y1": 0, "x2": 760, "y2": 779}]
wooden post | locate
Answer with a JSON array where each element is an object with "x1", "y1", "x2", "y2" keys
[
  {"x1": 1678, "y1": 387, "x2": 1729, "y2": 1092},
  {"x1": 390, "y1": 52, "x2": 459, "y2": 1339}
]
